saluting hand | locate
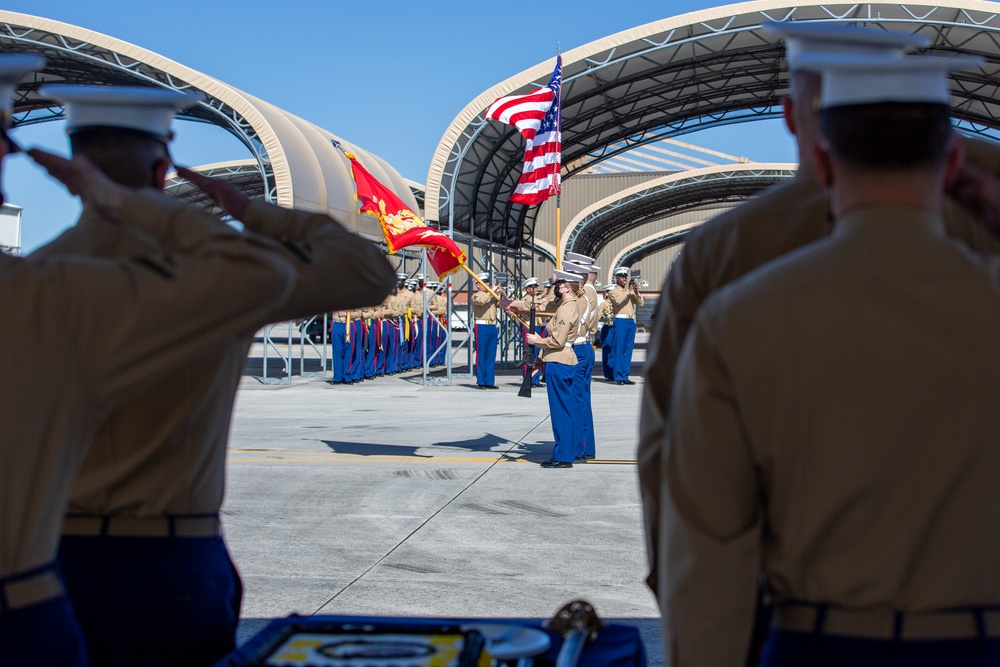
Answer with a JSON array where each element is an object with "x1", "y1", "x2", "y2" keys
[
  {"x1": 175, "y1": 165, "x2": 250, "y2": 220},
  {"x1": 28, "y1": 148, "x2": 128, "y2": 223}
]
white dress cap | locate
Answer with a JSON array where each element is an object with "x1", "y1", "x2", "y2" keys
[
  {"x1": 565, "y1": 251, "x2": 595, "y2": 264},
  {"x1": 0, "y1": 54, "x2": 46, "y2": 118},
  {"x1": 613, "y1": 266, "x2": 630, "y2": 276},
  {"x1": 762, "y1": 21, "x2": 929, "y2": 70},
  {"x1": 602, "y1": 283, "x2": 615, "y2": 292},
  {"x1": 588, "y1": 264, "x2": 601, "y2": 274},
  {"x1": 797, "y1": 53, "x2": 984, "y2": 108},
  {"x1": 41, "y1": 85, "x2": 204, "y2": 140},
  {"x1": 562, "y1": 261, "x2": 590, "y2": 276},
  {"x1": 522, "y1": 277, "x2": 539, "y2": 288},
  {"x1": 477, "y1": 271, "x2": 490, "y2": 281},
  {"x1": 552, "y1": 269, "x2": 583, "y2": 284}
]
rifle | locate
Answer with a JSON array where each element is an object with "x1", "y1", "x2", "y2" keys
[{"x1": 518, "y1": 303, "x2": 536, "y2": 398}]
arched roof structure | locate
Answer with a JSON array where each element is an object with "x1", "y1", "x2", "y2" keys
[
  {"x1": 562, "y1": 163, "x2": 796, "y2": 259},
  {"x1": 427, "y1": 0, "x2": 1000, "y2": 251},
  {"x1": 0, "y1": 11, "x2": 417, "y2": 237}
]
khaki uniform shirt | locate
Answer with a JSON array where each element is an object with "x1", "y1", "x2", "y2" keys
[
  {"x1": 599, "y1": 298, "x2": 614, "y2": 324},
  {"x1": 661, "y1": 207, "x2": 1000, "y2": 666},
  {"x1": 607, "y1": 284, "x2": 644, "y2": 317},
  {"x1": 533, "y1": 294, "x2": 581, "y2": 365},
  {"x1": 383, "y1": 291, "x2": 404, "y2": 319},
  {"x1": 32, "y1": 198, "x2": 394, "y2": 522},
  {"x1": 3, "y1": 191, "x2": 296, "y2": 576},
  {"x1": 638, "y1": 158, "x2": 1000, "y2": 594},
  {"x1": 508, "y1": 291, "x2": 549, "y2": 316},
  {"x1": 581, "y1": 283, "x2": 600, "y2": 340},
  {"x1": 471, "y1": 288, "x2": 501, "y2": 323},
  {"x1": 429, "y1": 293, "x2": 448, "y2": 317}
]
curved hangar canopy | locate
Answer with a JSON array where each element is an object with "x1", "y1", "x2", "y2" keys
[
  {"x1": 0, "y1": 11, "x2": 418, "y2": 239},
  {"x1": 426, "y1": 0, "x2": 1000, "y2": 251},
  {"x1": 563, "y1": 163, "x2": 797, "y2": 261}
]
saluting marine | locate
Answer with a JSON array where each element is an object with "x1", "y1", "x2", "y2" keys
[
  {"x1": 637, "y1": 22, "x2": 1000, "y2": 609},
  {"x1": 0, "y1": 56, "x2": 300, "y2": 667},
  {"x1": 31, "y1": 85, "x2": 395, "y2": 667}
]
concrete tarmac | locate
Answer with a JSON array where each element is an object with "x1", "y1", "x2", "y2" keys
[{"x1": 224, "y1": 331, "x2": 664, "y2": 665}]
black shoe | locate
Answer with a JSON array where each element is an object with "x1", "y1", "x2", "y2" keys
[
  {"x1": 540, "y1": 459, "x2": 573, "y2": 468},
  {"x1": 615, "y1": 381, "x2": 624, "y2": 385},
  {"x1": 582, "y1": 454, "x2": 595, "y2": 461},
  {"x1": 484, "y1": 385, "x2": 499, "y2": 390},
  {"x1": 574, "y1": 457, "x2": 587, "y2": 463},
  {"x1": 624, "y1": 380, "x2": 636, "y2": 385}
]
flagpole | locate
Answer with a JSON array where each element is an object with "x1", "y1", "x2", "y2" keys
[
  {"x1": 554, "y1": 49, "x2": 563, "y2": 271},
  {"x1": 555, "y1": 195, "x2": 561, "y2": 270}
]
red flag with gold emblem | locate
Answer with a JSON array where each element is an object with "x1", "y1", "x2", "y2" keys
[{"x1": 347, "y1": 155, "x2": 466, "y2": 278}]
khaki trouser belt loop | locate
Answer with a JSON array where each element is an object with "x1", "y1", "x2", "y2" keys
[
  {"x1": 773, "y1": 603, "x2": 1000, "y2": 640},
  {"x1": 62, "y1": 513, "x2": 221, "y2": 538},
  {"x1": 0, "y1": 562, "x2": 63, "y2": 613}
]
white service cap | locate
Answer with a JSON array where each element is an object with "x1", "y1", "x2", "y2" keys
[
  {"x1": 523, "y1": 277, "x2": 539, "y2": 288},
  {"x1": 551, "y1": 269, "x2": 584, "y2": 285},
  {"x1": 562, "y1": 261, "x2": 590, "y2": 276},
  {"x1": 565, "y1": 251, "x2": 595, "y2": 264},
  {"x1": 613, "y1": 266, "x2": 630, "y2": 276},
  {"x1": 0, "y1": 54, "x2": 46, "y2": 121},
  {"x1": 799, "y1": 53, "x2": 984, "y2": 108},
  {"x1": 762, "y1": 21, "x2": 929, "y2": 70},
  {"x1": 41, "y1": 85, "x2": 204, "y2": 141},
  {"x1": 588, "y1": 264, "x2": 601, "y2": 274},
  {"x1": 477, "y1": 271, "x2": 490, "y2": 281},
  {"x1": 602, "y1": 283, "x2": 615, "y2": 291}
]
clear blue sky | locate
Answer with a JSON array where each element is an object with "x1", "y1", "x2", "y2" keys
[{"x1": 5, "y1": 0, "x2": 795, "y2": 251}]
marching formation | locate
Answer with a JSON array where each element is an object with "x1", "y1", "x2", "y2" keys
[{"x1": 329, "y1": 274, "x2": 449, "y2": 383}]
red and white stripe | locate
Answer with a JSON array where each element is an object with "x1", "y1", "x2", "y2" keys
[
  {"x1": 484, "y1": 87, "x2": 555, "y2": 141},
  {"x1": 511, "y1": 127, "x2": 561, "y2": 205}
]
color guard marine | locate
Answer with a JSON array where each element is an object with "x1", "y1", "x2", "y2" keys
[{"x1": 471, "y1": 272, "x2": 504, "y2": 389}]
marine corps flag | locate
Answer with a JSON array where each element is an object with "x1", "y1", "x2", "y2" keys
[{"x1": 347, "y1": 154, "x2": 466, "y2": 278}]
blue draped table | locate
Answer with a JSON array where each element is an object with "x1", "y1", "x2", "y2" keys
[{"x1": 216, "y1": 613, "x2": 647, "y2": 666}]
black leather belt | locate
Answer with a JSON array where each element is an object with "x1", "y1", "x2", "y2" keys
[
  {"x1": 772, "y1": 603, "x2": 1000, "y2": 640},
  {"x1": 62, "y1": 513, "x2": 221, "y2": 538}
]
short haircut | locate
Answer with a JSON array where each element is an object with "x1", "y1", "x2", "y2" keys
[
  {"x1": 820, "y1": 102, "x2": 952, "y2": 170},
  {"x1": 69, "y1": 128, "x2": 169, "y2": 188}
]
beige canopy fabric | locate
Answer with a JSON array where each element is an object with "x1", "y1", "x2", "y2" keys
[{"x1": 0, "y1": 11, "x2": 418, "y2": 239}]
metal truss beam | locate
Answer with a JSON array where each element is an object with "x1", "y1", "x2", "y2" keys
[{"x1": 429, "y1": 2, "x2": 1000, "y2": 254}]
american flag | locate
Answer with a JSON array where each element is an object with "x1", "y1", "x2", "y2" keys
[{"x1": 485, "y1": 56, "x2": 562, "y2": 205}]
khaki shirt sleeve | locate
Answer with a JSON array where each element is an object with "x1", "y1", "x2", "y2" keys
[
  {"x1": 471, "y1": 291, "x2": 495, "y2": 307},
  {"x1": 535, "y1": 300, "x2": 578, "y2": 351},
  {"x1": 662, "y1": 310, "x2": 762, "y2": 667},
  {"x1": 638, "y1": 248, "x2": 706, "y2": 594},
  {"x1": 48, "y1": 190, "x2": 296, "y2": 404},
  {"x1": 239, "y1": 199, "x2": 396, "y2": 321}
]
